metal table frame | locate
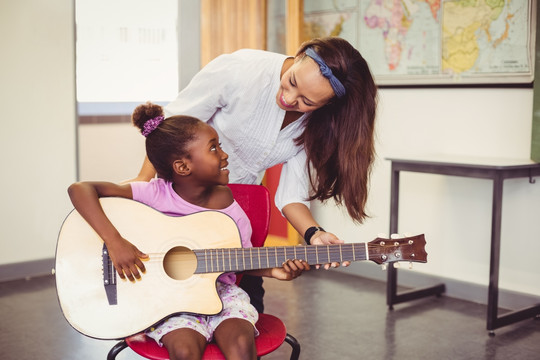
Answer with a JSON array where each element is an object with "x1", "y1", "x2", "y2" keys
[{"x1": 387, "y1": 157, "x2": 540, "y2": 334}]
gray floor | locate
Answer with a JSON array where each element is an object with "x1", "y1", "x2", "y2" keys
[{"x1": 1, "y1": 269, "x2": 539, "y2": 360}]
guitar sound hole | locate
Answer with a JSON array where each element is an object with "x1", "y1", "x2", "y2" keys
[{"x1": 163, "y1": 246, "x2": 196, "y2": 280}]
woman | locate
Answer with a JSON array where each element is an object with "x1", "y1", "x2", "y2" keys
[{"x1": 133, "y1": 37, "x2": 378, "y2": 312}]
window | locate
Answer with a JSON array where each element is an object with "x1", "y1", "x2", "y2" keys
[{"x1": 76, "y1": 0, "x2": 178, "y2": 116}]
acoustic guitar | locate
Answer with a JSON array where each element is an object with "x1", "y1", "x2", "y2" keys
[{"x1": 55, "y1": 197, "x2": 427, "y2": 339}]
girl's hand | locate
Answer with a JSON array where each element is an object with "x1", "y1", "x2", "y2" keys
[
  {"x1": 106, "y1": 237, "x2": 148, "y2": 282},
  {"x1": 271, "y1": 259, "x2": 310, "y2": 281},
  {"x1": 310, "y1": 231, "x2": 351, "y2": 270}
]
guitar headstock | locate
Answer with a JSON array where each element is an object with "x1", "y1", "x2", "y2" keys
[{"x1": 368, "y1": 234, "x2": 427, "y2": 265}]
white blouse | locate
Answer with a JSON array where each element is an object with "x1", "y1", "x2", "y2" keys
[{"x1": 164, "y1": 49, "x2": 311, "y2": 210}]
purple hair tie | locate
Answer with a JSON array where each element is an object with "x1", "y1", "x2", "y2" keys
[
  {"x1": 305, "y1": 47, "x2": 346, "y2": 98},
  {"x1": 142, "y1": 115, "x2": 164, "y2": 137}
]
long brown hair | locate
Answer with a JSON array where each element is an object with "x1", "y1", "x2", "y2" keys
[{"x1": 295, "y1": 37, "x2": 378, "y2": 223}]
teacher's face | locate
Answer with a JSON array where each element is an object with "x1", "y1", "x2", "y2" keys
[{"x1": 276, "y1": 56, "x2": 335, "y2": 113}]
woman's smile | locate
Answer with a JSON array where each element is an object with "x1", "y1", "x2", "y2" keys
[{"x1": 279, "y1": 92, "x2": 296, "y2": 109}]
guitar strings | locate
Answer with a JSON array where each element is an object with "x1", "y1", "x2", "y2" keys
[
  {"x1": 136, "y1": 242, "x2": 416, "y2": 264},
  {"x1": 136, "y1": 244, "x2": 412, "y2": 255}
]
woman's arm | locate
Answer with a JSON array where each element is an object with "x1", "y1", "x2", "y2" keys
[
  {"x1": 121, "y1": 156, "x2": 155, "y2": 184},
  {"x1": 282, "y1": 202, "x2": 349, "y2": 269},
  {"x1": 129, "y1": 156, "x2": 156, "y2": 183},
  {"x1": 67, "y1": 181, "x2": 148, "y2": 281}
]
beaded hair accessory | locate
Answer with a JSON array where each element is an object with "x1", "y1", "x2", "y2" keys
[
  {"x1": 142, "y1": 115, "x2": 165, "y2": 137},
  {"x1": 304, "y1": 47, "x2": 346, "y2": 98}
]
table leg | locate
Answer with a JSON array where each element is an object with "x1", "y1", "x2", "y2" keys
[
  {"x1": 487, "y1": 175, "x2": 503, "y2": 333},
  {"x1": 387, "y1": 166, "x2": 445, "y2": 310},
  {"x1": 486, "y1": 175, "x2": 540, "y2": 334}
]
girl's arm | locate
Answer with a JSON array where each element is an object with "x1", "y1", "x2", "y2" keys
[{"x1": 67, "y1": 181, "x2": 148, "y2": 281}]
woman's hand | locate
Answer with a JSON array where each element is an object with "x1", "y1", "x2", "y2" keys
[
  {"x1": 105, "y1": 237, "x2": 148, "y2": 282},
  {"x1": 310, "y1": 231, "x2": 351, "y2": 270}
]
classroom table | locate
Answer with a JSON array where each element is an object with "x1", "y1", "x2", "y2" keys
[{"x1": 386, "y1": 156, "x2": 540, "y2": 334}]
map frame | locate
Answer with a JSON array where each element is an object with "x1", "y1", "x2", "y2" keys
[{"x1": 299, "y1": 0, "x2": 537, "y2": 87}]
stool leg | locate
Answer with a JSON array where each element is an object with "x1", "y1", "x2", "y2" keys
[
  {"x1": 284, "y1": 333, "x2": 301, "y2": 360},
  {"x1": 107, "y1": 340, "x2": 128, "y2": 360}
]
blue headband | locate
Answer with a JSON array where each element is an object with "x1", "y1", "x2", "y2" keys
[{"x1": 304, "y1": 47, "x2": 346, "y2": 98}]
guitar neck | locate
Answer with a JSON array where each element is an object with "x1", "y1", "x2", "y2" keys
[{"x1": 193, "y1": 243, "x2": 368, "y2": 273}]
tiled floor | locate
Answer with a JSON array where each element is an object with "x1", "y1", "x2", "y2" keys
[{"x1": 1, "y1": 269, "x2": 539, "y2": 359}]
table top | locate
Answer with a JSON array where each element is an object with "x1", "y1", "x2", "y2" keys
[{"x1": 386, "y1": 155, "x2": 540, "y2": 170}]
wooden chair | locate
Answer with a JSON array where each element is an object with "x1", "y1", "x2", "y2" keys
[{"x1": 107, "y1": 184, "x2": 301, "y2": 360}]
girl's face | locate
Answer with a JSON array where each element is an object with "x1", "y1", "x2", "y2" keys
[
  {"x1": 186, "y1": 124, "x2": 229, "y2": 185},
  {"x1": 276, "y1": 55, "x2": 335, "y2": 113}
]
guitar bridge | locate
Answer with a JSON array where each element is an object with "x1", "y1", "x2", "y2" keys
[{"x1": 102, "y1": 244, "x2": 118, "y2": 305}]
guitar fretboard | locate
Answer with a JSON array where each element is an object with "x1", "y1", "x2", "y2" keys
[{"x1": 193, "y1": 243, "x2": 368, "y2": 273}]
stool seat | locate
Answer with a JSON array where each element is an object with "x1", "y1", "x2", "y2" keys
[{"x1": 114, "y1": 314, "x2": 289, "y2": 360}]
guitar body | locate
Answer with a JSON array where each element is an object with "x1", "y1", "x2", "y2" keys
[{"x1": 55, "y1": 197, "x2": 242, "y2": 340}]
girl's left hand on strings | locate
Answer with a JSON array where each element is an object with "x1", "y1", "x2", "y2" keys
[
  {"x1": 271, "y1": 259, "x2": 310, "y2": 281},
  {"x1": 310, "y1": 231, "x2": 351, "y2": 270}
]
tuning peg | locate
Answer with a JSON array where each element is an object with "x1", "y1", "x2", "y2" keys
[
  {"x1": 381, "y1": 264, "x2": 387, "y2": 271},
  {"x1": 377, "y1": 233, "x2": 388, "y2": 238},
  {"x1": 390, "y1": 233, "x2": 400, "y2": 239},
  {"x1": 408, "y1": 262, "x2": 413, "y2": 269},
  {"x1": 393, "y1": 262, "x2": 400, "y2": 269}
]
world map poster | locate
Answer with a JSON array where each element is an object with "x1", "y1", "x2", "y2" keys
[{"x1": 303, "y1": 0, "x2": 536, "y2": 86}]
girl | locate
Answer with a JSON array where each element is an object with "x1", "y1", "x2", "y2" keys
[{"x1": 68, "y1": 102, "x2": 307, "y2": 360}]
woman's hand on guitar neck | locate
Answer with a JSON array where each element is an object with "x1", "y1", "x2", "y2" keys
[
  {"x1": 106, "y1": 237, "x2": 148, "y2": 282},
  {"x1": 310, "y1": 231, "x2": 351, "y2": 270}
]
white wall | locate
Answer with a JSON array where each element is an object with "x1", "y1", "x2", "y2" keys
[
  {"x1": 313, "y1": 87, "x2": 540, "y2": 298},
  {"x1": 78, "y1": 123, "x2": 146, "y2": 182},
  {"x1": 0, "y1": 0, "x2": 77, "y2": 267}
]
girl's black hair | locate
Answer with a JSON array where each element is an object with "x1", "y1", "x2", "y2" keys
[{"x1": 132, "y1": 102, "x2": 202, "y2": 181}]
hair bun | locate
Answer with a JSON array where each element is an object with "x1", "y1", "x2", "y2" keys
[{"x1": 132, "y1": 102, "x2": 164, "y2": 133}]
